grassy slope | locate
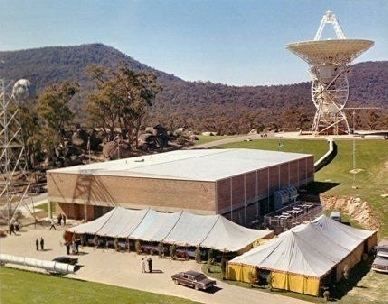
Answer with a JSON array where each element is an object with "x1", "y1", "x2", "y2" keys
[
  {"x1": 222, "y1": 138, "x2": 388, "y2": 236},
  {"x1": 195, "y1": 135, "x2": 230, "y2": 145},
  {"x1": 222, "y1": 138, "x2": 328, "y2": 161},
  {"x1": 0, "y1": 267, "x2": 200, "y2": 304}
]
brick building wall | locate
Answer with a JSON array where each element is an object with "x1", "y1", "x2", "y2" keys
[{"x1": 48, "y1": 155, "x2": 314, "y2": 222}]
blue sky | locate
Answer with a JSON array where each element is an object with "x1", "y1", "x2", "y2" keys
[{"x1": 0, "y1": 0, "x2": 387, "y2": 85}]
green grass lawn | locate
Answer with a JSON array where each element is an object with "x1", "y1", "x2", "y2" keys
[
  {"x1": 222, "y1": 138, "x2": 388, "y2": 236},
  {"x1": 222, "y1": 138, "x2": 328, "y2": 161},
  {"x1": 195, "y1": 135, "x2": 230, "y2": 145},
  {"x1": 35, "y1": 202, "x2": 55, "y2": 213},
  {"x1": 0, "y1": 267, "x2": 200, "y2": 304}
]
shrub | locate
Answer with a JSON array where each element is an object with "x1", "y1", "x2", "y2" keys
[
  {"x1": 158, "y1": 242, "x2": 164, "y2": 258},
  {"x1": 170, "y1": 244, "x2": 176, "y2": 259},
  {"x1": 113, "y1": 238, "x2": 119, "y2": 251},
  {"x1": 207, "y1": 248, "x2": 214, "y2": 265},
  {"x1": 195, "y1": 246, "x2": 201, "y2": 263},
  {"x1": 266, "y1": 272, "x2": 272, "y2": 291}
]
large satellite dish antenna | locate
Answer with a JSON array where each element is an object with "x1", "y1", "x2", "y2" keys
[{"x1": 286, "y1": 10, "x2": 374, "y2": 135}]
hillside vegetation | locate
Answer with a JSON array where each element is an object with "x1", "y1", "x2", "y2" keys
[{"x1": 1, "y1": 44, "x2": 387, "y2": 133}]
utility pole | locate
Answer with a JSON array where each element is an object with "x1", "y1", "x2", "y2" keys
[{"x1": 352, "y1": 110, "x2": 356, "y2": 189}]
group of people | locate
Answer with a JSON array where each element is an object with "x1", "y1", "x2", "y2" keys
[
  {"x1": 65, "y1": 236, "x2": 81, "y2": 255},
  {"x1": 57, "y1": 213, "x2": 67, "y2": 226},
  {"x1": 49, "y1": 213, "x2": 67, "y2": 230},
  {"x1": 35, "y1": 237, "x2": 45, "y2": 251},
  {"x1": 141, "y1": 257, "x2": 153, "y2": 273},
  {"x1": 8, "y1": 219, "x2": 20, "y2": 235}
]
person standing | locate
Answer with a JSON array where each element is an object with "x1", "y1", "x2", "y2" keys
[
  {"x1": 49, "y1": 219, "x2": 56, "y2": 230},
  {"x1": 66, "y1": 242, "x2": 70, "y2": 255},
  {"x1": 9, "y1": 223, "x2": 16, "y2": 235},
  {"x1": 36, "y1": 238, "x2": 39, "y2": 251},
  {"x1": 40, "y1": 237, "x2": 44, "y2": 251},
  {"x1": 57, "y1": 213, "x2": 62, "y2": 226},
  {"x1": 63, "y1": 214, "x2": 67, "y2": 226},
  {"x1": 147, "y1": 257, "x2": 153, "y2": 273},
  {"x1": 14, "y1": 220, "x2": 20, "y2": 232},
  {"x1": 141, "y1": 258, "x2": 146, "y2": 273},
  {"x1": 75, "y1": 239, "x2": 79, "y2": 254}
]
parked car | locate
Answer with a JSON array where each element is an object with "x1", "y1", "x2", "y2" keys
[
  {"x1": 372, "y1": 239, "x2": 388, "y2": 274},
  {"x1": 372, "y1": 256, "x2": 388, "y2": 273},
  {"x1": 330, "y1": 211, "x2": 341, "y2": 222},
  {"x1": 376, "y1": 246, "x2": 388, "y2": 258},
  {"x1": 171, "y1": 271, "x2": 216, "y2": 291}
]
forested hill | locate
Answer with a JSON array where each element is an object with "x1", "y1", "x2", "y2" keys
[{"x1": 0, "y1": 44, "x2": 387, "y2": 133}]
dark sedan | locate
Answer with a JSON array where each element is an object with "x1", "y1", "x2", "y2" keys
[{"x1": 171, "y1": 271, "x2": 216, "y2": 291}]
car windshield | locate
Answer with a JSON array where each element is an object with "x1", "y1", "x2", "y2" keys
[{"x1": 195, "y1": 274, "x2": 207, "y2": 281}]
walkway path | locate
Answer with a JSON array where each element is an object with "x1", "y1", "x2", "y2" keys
[{"x1": 0, "y1": 228, "x2": 308, "y2": 304}]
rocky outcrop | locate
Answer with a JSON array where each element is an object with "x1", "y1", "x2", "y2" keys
[{"x1": 321, "y1": 195, "x2": 380, "y2": 230}]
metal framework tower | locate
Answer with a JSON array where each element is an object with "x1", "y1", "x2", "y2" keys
[
  {"x1": 0, "y1": 79, "x2": 30, "y2": 224},
  {"x1": 287, "y1": 10, "x2": 374, "y2": 135}
]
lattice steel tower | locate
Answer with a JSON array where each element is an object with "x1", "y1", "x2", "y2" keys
[
  {"x1": 287, "y1": 10, "x2": 374, "y2": 135},
  {"x1": 0, "y1": 79, "x2": 31, "y2": 224}
]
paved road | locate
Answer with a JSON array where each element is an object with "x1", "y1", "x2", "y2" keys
[{"x1": 1, "y1": 228, "x2": 308, "y2": 304}]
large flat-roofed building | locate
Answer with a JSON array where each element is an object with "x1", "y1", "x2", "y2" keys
[{"x1": 48, "y1": 148, "x2": 314, "y2": 224}]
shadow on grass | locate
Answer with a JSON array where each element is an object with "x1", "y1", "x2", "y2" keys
[
  {"x1": 329, "y1": 258, "x2": 373, "y2": 301},
  {"x1": 304, "y1": 181, "x2": 340, "y2": 195}
]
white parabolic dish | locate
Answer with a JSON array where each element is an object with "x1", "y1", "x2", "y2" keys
[{"x1": 287, "y1": 39, "x2": 374, "y2": 65}]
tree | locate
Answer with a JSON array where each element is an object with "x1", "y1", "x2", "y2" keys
[
  {"x1": 37, "y1": 81, "x2": 79, "y2": 160},
  {"x1": 367, "y1": 110, "x2": 380, "y2": 130},
  {"x1": 86, "y1": 65, "x2": 161, "y2": 147},
  {"x1": 18, "y1": 100, "x2": 42, "y2": 168}
]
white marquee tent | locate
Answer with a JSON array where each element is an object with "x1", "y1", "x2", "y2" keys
[
  {"x1": 227, "y1": 215, "x2": 377, "y2": 296},
  {"x1": 68, "y1": 207, "x2": 273, "y2": 252}
]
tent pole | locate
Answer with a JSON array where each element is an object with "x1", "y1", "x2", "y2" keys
[
  {"x1": 288, "y1": 163, "x2": 291, "y2": 186},
  {"x1": 244, "y1": 174, "x2": 247, "y2": 225},
  {"x1": 267, "y1": 168, "x2": 270, "y2": 213},
  {"x1": 255, "y1": 170, "x2": 258, "y2": 218},
  {"x1": 297, "y1": 159, "x2": 300, "y2": 188},
  {"x1": 230, "y1": 178, "x2": 233, "y2": 221},
  {"x1": 305, "y1": 158, "x2": 307, "y2": 184},
  {"x1": 215, "y1": 181, "x2": 218, "y2": 213}
]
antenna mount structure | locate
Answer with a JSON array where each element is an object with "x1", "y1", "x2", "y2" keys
[
  {"x1": 0, "y1": 79, "x2": 31, "y2": 225},
  {"x1": 287, "y1": 10, "x2": 374, "y2": 135}
]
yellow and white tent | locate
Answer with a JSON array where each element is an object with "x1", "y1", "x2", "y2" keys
[{"x1": 227, "y1": 215, "x2": 377, "y2": 296}]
